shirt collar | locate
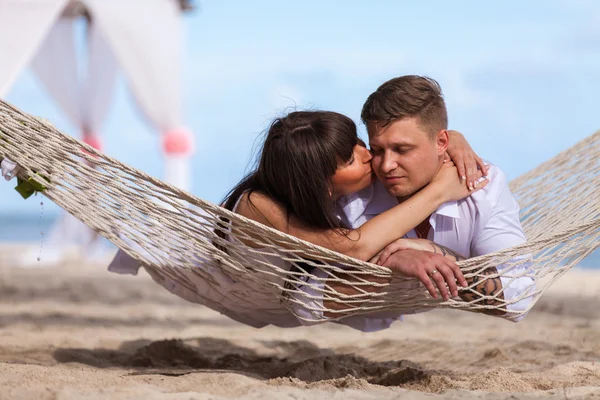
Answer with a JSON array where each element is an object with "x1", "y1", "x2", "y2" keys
[
  {"x1": 435, "y1": 200, "x2": 460, "y2": 219},
  {"x1": 363, "y1": 181, "x2": 398, "y2": 216}
]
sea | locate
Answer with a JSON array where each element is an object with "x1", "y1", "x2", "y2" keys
[
  {"x1": 0, "y1": 213, "x2": 116, "y2": 254},
  {"x1": 0, "y1": 213, "x2": 598, "y2": 269}
]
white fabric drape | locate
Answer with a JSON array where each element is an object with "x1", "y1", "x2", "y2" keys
[
  {"x1": 82, "y1": 0, "x2": 183, "y2": 130},
  {"x1": 32, "y1": 19, "x2": 117, "y2": 133},
  {"x1": 82, "y1": 0, "x2": 192, "y2": 191},
  {"x1": 0, "y1": 0, "x2": 68, "y2": 97},
  {"x1": 31, "y1": 19, "x2": 81, "y2": 124},
  {"x1": 29, "y1": 19, "x2": 118, "y2": 264},
  {"x1": 83, "y1": 22, "x2": 118, "y2": 133}
]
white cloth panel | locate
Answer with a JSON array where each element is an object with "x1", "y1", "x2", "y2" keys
[
  {"x1": 32, "y1": 20, "x2": 117, "y2": 133},
  {"x1": 82, "y1": 0, "x2": 183, "y2": 130},
  {"x1": 0, "y1": 0, "x2": 68, "y2": 97},
  {"x1": 31, "y1": 19, "x2": 81, "y2": 125},
  {"x1": 31, "y1": 18, "x2": 118, "y2": 264},
  {"x1": 83, "y1": 22, "x2": 118, "y2": 133}
]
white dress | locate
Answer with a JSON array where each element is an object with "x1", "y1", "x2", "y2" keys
[{"x1": 108, "y1": 195, "x2": 301, "y2": 328}]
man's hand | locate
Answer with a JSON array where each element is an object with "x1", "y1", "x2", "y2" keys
[
  {"x1": 380, "y1": 249, "x2": 467, "y2": 300},
  {"x1": 379, "y1": 239, "x2": 506, "y2": 315}
]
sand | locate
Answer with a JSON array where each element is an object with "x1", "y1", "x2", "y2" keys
[{"x1": 1, "y1": 245, "x2": 600, "y2": 399}]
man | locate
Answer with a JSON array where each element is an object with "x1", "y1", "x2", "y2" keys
[{"x1": 294, "y1": 75, "x2": 534, "y2": 329}]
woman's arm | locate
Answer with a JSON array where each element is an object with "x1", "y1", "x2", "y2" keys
[
  {"x1": 236, "y1": 163, "x2": 484, "y2": 261},
  {"x1": 236, "y1": 185, "x2": 445, "y2": 261}
]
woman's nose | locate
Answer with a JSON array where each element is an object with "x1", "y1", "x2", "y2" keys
[{"x1": 360, "y1": 146, "x2": 373, "y2": 163}]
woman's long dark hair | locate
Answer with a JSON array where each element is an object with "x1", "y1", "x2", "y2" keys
[
  {"x1": 222, "y1": 110, "x2": 359, "y2": 230},
  {"x1": 216, "y1": 111, "x2": 360, "y2": 296}
]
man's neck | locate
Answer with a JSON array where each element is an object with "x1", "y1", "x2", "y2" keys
[{"x1": 396, "y1": 184, "x2": 426, "y2": 204}]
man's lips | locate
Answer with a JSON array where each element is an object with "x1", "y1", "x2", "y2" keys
[{"x1": 384, "y1": 176, "x2": 406, "y2": 183}]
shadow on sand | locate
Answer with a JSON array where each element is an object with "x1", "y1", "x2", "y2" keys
[{"x1": 53, "y1": 337, "x2": 434, "y2": 386}]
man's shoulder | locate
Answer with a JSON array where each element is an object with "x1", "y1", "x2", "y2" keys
[
  {"x1": 478, "y1": 163, "x2": 511, "y2": 207},
  {"x1": 460, "y1": 162, "x2": 517, "y2": 219},
  {"x1": 486, "y1": 163, "x2": 508, "y2": 186}
]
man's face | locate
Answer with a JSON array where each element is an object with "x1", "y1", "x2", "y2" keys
[{"x1": 368, "y1": 117, "x2": 447, "y2": 199}]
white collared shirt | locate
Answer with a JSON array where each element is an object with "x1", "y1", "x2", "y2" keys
[{"x1": 341, "y1": 164, "x2": 528, "y2": 260}]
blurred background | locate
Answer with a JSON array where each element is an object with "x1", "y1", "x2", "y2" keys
[{"x1": 1, "y1": 0, "x2": 599, "y2": 266}]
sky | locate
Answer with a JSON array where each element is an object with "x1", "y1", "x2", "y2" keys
[{"x1": 2, "y1": 0, "x2": 600, "y2": 217}]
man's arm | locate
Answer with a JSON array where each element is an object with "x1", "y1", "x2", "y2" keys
[
  {"x1": 318, "y1": 249, "x2": 465, "y2": 318},
  {"x1": 292, "y1": 244, "x2": 503, "y2": 321}
]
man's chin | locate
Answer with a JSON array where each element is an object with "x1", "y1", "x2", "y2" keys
[{"x1": 384, "y1": 183, "x2": 415, "y2": 198}]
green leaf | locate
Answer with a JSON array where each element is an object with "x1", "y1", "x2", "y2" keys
[{"x1": 14, "y1": 175, "x2": 47, "y2": 200}]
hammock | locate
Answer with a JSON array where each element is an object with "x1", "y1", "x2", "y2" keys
[{"x1": 0, "y1": 99, "x2": 599, "y2": 323}]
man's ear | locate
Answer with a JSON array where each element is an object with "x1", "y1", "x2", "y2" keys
[{"x1": 436, "y1": 129, "x2": 449, "y2": 156}]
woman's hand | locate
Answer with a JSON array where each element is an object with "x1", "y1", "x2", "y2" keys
[
  {"x1": 375, "y1": 238, "x2": 433, "y2": 266},
  {"x1": 446, "y1": 130, "x2": 488, "y2": 191},
  {"x1": 430, "y1": 161, "x2": 488, "y2": 202}
]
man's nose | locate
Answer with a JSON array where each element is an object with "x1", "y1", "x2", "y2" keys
[{"x1": 380, "y1": 152, "x2": 397, "y2": 173}]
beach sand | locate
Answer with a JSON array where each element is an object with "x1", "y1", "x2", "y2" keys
[{"x1": 1, "y1": 245, "x2": 599, "y2": 399}]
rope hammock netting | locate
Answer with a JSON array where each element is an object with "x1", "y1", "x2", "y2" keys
[{"x1": 1, "y1": 99, "x2": 599, "y2": 324}]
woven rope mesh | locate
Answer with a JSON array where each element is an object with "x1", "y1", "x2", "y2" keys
[{"x1": 1, "y1": 99, "x2": 599, "y2": 322}]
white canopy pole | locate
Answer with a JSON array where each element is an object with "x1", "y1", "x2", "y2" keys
[{"x1": 0, "y1": 0, "x2": 68, "y2": 97}]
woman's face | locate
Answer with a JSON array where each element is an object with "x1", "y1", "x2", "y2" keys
[{"x1": 330, "y1": 144, "x2": 374, "y2": 199}]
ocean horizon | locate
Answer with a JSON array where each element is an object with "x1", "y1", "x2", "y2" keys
[{"x1": 0, "y1": 212, "x2": 598, "y2": 269}]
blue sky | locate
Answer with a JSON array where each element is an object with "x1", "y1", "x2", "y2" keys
[{"x1": 2, "y1": 0, "x2": 600, "y2": 216}]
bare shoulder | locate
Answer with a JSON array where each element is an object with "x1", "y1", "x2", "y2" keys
[{"x1": 235, "y1": 191, "x2": 286, "y2": 230}]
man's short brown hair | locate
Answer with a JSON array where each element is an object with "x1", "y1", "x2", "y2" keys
[{"x1": 361, "y1": 75, "x2": 448, "y2": 138}]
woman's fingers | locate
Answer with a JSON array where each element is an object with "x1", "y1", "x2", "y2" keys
[
  {"x1": 465, "y1": 158, "x2": 480, "y2": 191},
  {"x1": 471, "y1": 178, "x2": 489, "y2": 192},
  {"x1": 453, "y1": 153, "x2": 467, "y2": 184},
  {"x1": 476, "y1": 157, "x2": 488, "y2": 176},
  {"x1": 369, "y1": 253, "x2": 381, "y2": 265},
  {"x1": 376, "y1": 243, "x2": 402, "y2": 265}
]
